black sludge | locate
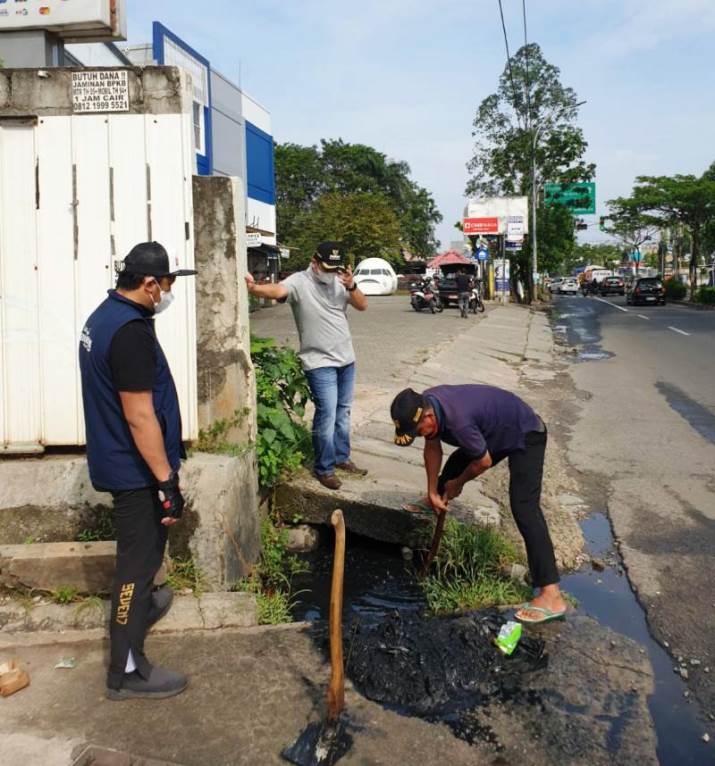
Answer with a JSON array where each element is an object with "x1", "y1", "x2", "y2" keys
[{"x1": 345, "y1": 609, "x2": 547, "y2": 719}]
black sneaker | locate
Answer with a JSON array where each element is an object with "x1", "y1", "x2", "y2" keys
[
  {"x1": 147, "y1": 585, "x2": 174, "y2": 628},
  {"x1": 106, "y1": 666, "x2": 188, "y2": 701}
]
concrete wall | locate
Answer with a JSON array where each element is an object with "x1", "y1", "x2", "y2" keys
[
  {"x1": 0, "y1": 65, "x2": 188, "y2": 116},
  {"x1": 193, "y1": 175, "x2": 256, "y2": 445}
]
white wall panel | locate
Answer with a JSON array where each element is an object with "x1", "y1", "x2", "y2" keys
[
  {"x1": 0, "y1": 125, "x2": 41, "y2": 449},
  {"x1": 35, "y1": 116, "x2": 81, "y2": 444}
]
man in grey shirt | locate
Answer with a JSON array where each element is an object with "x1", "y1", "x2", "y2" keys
[{"x1": 246, "y1": 242, "x2": 368, "y2": 489}]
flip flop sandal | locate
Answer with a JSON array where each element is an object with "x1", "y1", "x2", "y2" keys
[
  {"x1": 401, "y1": 499, "x2": 432, "y2": 514},
  {"x1": 514, "y1": 604, "x2": 567, "y2": 625}
]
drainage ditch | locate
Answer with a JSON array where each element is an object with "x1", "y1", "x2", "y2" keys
[{"x1": 292, "y1": 517, "x2": 709, "y2": 764}]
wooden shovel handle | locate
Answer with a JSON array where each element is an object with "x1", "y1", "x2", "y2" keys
[
  {"x1": 421, "y1": 509, "x2": 447, "y2": 577},
  {"x1": 326, "y1": 509, "x2": 346, "y2": 721}
]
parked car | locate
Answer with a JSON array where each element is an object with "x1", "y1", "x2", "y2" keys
[
  {"x1": 599, "y1": 276, "x2": 625, "y2": 296},
  {"x1": 437, "y1": 277, "x2": 460, "y2": 307},
  {"x1": 559, "y1": 278, "x2": 580, "y2": 295},
  {"x1": 548, "y1": 277, "x2": 564, "y2": 293},
  {"x1": 626, "y1": 277, "x2": 666, "y2": 306}
]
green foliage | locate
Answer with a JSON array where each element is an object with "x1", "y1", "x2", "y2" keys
[
  {"x1": 76, "y1": 510, "x2": 116, "y2": 542},
  {"x1": 466, "y1": 43, "x2": 594, "y2": 200},
  {"x1": 422, "y1": 520, "x2": 531, "y2": 614},
  {"x1": 52, "y1": 586, "x2": 80, "y2": 605},
  {"x1": 566, "y1": 242, "x2": 624, "y2": 274},
  {"x1": 275, "y1": 139, "x2": 442, "y2": 262},
  {"x1": 696, "y1": 286, "x2": 715, "y2": 305},
  {"x1": 23, "y1": 536, "x2": 35, "y2": 545},
  {"x1": 515, "y1": 204, "x2": 575, "y2": 287},
  {"x1": 234, "y1": 516, "x2": 309, "y2": 625},
  {"x1": 166, "y1": 557, "x2": 206, "y2": 597},
  {"x1": 609, "y1": 168, "x2": 715, "y2": 298},
  {"x1": 196, "y1": 409, "x2": 251, "y2": 457},
  {"x1": 289, "y1": 192, "x2": 403, "y2": 270},
  {"x1": 251, "y1": 335, "x2": 312, "y2": 488},
  {"x1": 665, "y1": 280, "x2": 687, "y2": 300}
]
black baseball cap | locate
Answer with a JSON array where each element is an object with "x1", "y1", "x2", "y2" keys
[
  {"x1": 315, "y1": 241, "x2": 346, "y2": 270},
  {"x1": 390, "y1": 388, "x2": 426, "y2": 447},
  {"x1": 118, "y1": 242, "x2": 197, "y2": 278}
]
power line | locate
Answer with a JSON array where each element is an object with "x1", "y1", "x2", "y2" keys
[
  {"x1": 497, "y1": 0, "x2": 523, "y2": 129},
  {"x1": 522, "y1": 0, "x2": 531, "y2": 126}
]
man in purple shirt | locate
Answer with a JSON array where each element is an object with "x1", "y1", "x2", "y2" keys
[{"x1": 391, "y1": 384, "x2": 566, "y2": 624}]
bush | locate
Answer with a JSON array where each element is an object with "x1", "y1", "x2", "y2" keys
[
  {"x1": 696, "y1": 286, "x2": 715, "y2": 305},
  {"x1": 422, "y1": 519, "x2": 531, "y2": 613},
  {"x1": 251, "y1": 336, "x2": 313, "y2": 488},
  {"x1": 664, "y1": 279, "x2": 687, "y2": 300}
]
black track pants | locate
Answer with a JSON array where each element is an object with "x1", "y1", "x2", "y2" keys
[
  {"x1": 107, "y1": 487, "x2": 168, "y2": 689},
  {"x1": 437, "y1": 429, "x2": 559, "y2": 588}
]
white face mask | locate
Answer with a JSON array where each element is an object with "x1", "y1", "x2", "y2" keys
[
  {"x1": 152, "y1": 287, "x2": 175, "y2": 314},
  {"x1": 313, "y1": 266, "x2": 335, "y2": 285}
]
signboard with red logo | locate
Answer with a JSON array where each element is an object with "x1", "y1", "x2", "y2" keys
[
  {"x1": 463, "y1": 217, "x2": 499, "y2": 235},
  {"x1": 0, "y1": 0, "x2": 126, "y2": 41}
]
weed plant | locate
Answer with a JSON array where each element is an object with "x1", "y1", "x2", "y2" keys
[
  {"x1": 52, "y1": 586, "x2": 80, "y2": 605},
  {"x1": 251, "y1": 336, "x2": 313, "y2": 488},
  {"x1": 166, "y1": 557, "x2": 206, "y2": 597},
  {"x1": 423, "y1": 519, "x2": 531, "y2": 613},
  {"x1": 234, "y1": 516, "x2": 309, "y2": 625},
  {"x1": 76, "y1": 509, "x2": 116, "y2": 542}
]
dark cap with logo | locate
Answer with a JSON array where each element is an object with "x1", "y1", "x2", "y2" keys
[
  {"x1": 390, "y1": 388, "x2": 426, "y2": 447},
  {"x1": 117, "y1": 242, "x2": 198, "y2": 278},
  {"x1": 315, "y1": 241, "x2": 346, "y2": 271}
]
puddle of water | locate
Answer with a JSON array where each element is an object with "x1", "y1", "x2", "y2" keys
[
  {"x1": 562, "y1": 512, "x2": 709, "y2": 766},
  {"x1": 656, "y1": 381, "x2": 715, "y2": 445}
]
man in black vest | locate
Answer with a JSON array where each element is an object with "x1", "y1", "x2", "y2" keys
[{"x1": 79, "y1": 242, "x2": 196, "y2": 700}]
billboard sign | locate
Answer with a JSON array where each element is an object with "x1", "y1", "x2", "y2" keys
[
  {"x1": 464, "y1": 196, "x2": 529, "y2": 236},
  {"x1": 544, "y1": 182, "x2": 596, "y2": 215},
  {"x1": 495, "y1": 259, "x2": 510, "y2": 293},
  {"x1": 0, "y1": 0, "x2": 126, "y2": 41},
  {"x1": 464, "y1": 217, "x2": 499, "y2": 235},
  {"x1": 506, "y1": 216, "x2": 525, "y2": 241}
]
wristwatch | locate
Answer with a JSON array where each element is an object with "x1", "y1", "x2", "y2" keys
[{"x1": 346, "y1": 283, "x2": 358, "y2": 292}]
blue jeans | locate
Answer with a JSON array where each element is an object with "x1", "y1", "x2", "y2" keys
[{"x1": 304, "y1": 363, "x2": 355, "y2": 476}]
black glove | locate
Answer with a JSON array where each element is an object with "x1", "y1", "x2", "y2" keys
[{"x1": 157, "y1": 471, "x2": 185, "y2": 520}]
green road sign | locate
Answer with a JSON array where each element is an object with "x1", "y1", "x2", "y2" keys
[{"x1": 544, "y1": 182, "x2": 596, "y2": 215}]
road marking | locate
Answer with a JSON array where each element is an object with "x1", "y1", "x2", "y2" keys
[
  {"x1": 668, "y1": 326, "x2": 691, "y2": 336},
  {"x1": 594, "y1": 297, "x2": 629, "y2": 313},
  {"x1": 637, "y1": 314, "x2": 650, "y2": 320}
]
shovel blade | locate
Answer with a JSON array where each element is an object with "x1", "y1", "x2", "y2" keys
[{"x1": 282, "y1": 717, "x2": 350, "y2": 766}]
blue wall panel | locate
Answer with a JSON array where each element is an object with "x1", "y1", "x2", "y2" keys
[{"x1": 246, "y1": 121, "x2": 275, "y2": 205}]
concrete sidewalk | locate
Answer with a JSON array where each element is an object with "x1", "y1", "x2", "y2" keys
[
  {"x1": 0, "y1": 615, "x2": 657, "y2": 766},
  {"x1": 280, "y1": 304, "x2": 583, "y2": 568}
]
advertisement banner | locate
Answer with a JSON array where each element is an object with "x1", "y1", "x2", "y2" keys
[
  {"x1": 495, "y1": 260, "x2": 510, "y2": 293},
  {"x1": 464, "y1": 196, "x2": 529, "y2": 236},
  {"x1": 463, "y1": 217, "x2": 499, "y2": 235},
  {"x1": 0, "y1": 0, "x2": 126, "y2": 40}
]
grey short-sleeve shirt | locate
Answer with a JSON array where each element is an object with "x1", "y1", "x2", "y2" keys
[{"x1": 281, "y1": 268, "x2": 356, "y2": 371}]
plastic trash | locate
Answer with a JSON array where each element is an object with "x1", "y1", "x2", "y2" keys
[
  {"x1": 495, "y1": 621, "x2": 523, "y2": 656},
  {"x1": 54, "y1": 657, "x2": 77, "y2": 669}
]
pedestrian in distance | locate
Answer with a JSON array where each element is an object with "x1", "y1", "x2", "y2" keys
[
  {"x1": 391, "y1": 384, "x2": 567, "y2": 624},
  {"x1": 79, "y1": 241, "x2": 196, "y2": 700},
  {"x1": 456, "y1": 269, "x2": 472, "y2": 318},
  {"x1": 245, "y1": 242, "x2": 368, "y2": 490}
]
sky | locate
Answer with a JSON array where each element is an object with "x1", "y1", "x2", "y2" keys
[{"x1": 125, "y1": 0, "x2": 715, "y2": 249}]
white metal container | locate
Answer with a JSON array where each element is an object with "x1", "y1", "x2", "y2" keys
[{"x1": 0, "y1": 71, "x2": 198, "y2": 452}]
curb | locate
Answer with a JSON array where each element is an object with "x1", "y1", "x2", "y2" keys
[{"x1": 671, "y1": 299, "x2": 715, "y2": 311}]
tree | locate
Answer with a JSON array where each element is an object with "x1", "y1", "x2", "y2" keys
[
  {"x1": 287, "y1": 193, "x2": 403, "y2": 271},
  {"x1": 466, "y1": 43, "x2": 593, "y2": 301},
  {"x1": 601, "y1": 203, "x2": 658, "y2": 270},
  {"x1": 566, "y1": 242, "x2": 623, "y2": 275},
  {"x1": 275, "y1": 139, "x2": 442, "y2": 259},
  {"x1": 609, "y1": 169, "x2": 715, "y2": 297}
]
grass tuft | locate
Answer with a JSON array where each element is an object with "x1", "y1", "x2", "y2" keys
[
  {"x1": 166, "y1": 557, "x2": 206, "y2": 597},
  {"x1": 422, "y1": 519, "x2": 531, "y2": 613}
]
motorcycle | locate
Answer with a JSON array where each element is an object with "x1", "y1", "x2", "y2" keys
[
  {"x1": 410, "y1": 279, "x2": 443, "y2": 314},
  {"x1": 469, "y1": 281, "x2": 485, "y2": 314}
]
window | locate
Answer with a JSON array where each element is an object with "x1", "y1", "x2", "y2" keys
[{"x1": 193, "y1": 101, "x2": 205, "y2": 155}]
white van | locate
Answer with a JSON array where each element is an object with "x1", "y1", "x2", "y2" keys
[{"x1": 353, "y1": 257, "x2": 398, "y2": 296}]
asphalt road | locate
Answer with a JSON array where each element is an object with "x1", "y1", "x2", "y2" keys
[{"x1": 553, "y1": 293, "x2": 715, "y2": 720}]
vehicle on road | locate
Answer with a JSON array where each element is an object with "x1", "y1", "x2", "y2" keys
[
  {"x1": 469, "y1": 281, "x2": 485, "y2": 313},
  {"x1": 409, "y1": 278, "x2": 443, "y2": 313},
  {"x1": 549, "y1": 277, "x2": 564, "y2": 293},
  {"x1": 353, "y1": 257, "x2": 398, "y2": 295},
  {"x1": 626, "y1": 277, "x2": 666, "y2": 306},
  {"x1": 437, "y1": 277, "x2": 460, "y2": 307},
  {"x1": 559, "y1": 278, "x2": 580, "y2": 295},
  {"x1": 599, "y1": 276, "x2": 625, "y2": 296}
]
